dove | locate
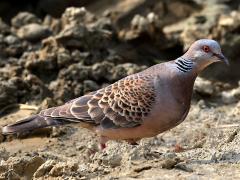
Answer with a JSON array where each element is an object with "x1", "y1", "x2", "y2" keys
[{"x1": 2, "y1": 39, "x2": 228, "y2": 149}]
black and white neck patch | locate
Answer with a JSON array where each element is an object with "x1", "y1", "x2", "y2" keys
[{"x1": 175, "y1": 57, "x2": 193, "y2": 73}]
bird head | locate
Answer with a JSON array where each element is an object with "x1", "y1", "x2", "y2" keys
[{"x1": 183, "y1": 39, "x2": 229, "y2": 71}]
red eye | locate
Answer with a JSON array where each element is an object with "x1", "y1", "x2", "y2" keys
[{"x1": 202, "y1": 45, "x2": 210, "y2": 53}]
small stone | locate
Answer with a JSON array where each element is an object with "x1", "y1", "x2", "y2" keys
[
  {"x1": 221, "y1": 87, "x2": 240, "y2": 104},
  {"x1": 4, "y1": 35, "x2": 20, "y2": 45},
  {"x1": 219, "y1": 15, "x2": 235, "y2": 26},
  {"x1": 61, "y1": 7, "x2": 95, "y2": 26},
  {"x1": 57, "y1": 49, "x2": 72, "y2": 67},
  {"x1": 111, "y1": 63, "x2": 146, "y2": 81},
  {"x1": 0, "y1": 18, "x2": 10, "y2": 34},
  {"x1": 131, "y1": 14, "x2": 149, "y2": 32},
  {"x1": 0, "y1": 133, "x2": 4, "y2": 143},
  {"x1": 194, "y1": 77, "x2": 215, "y2": 96},
  {"x1": 11, "y1": 12, "x2": 41, "y2": 28},
  {"x1": 17, "y1": 23, "x2": 51, "y2": 42},
  {"x1": 101, "y1": 153, "x2": 122, "y2": 168},
  {"x1": 51, "y1": 127, "x2": 67, "y2": 137},
  {"x1": 0, "y1": 148, "x2": 9, "y2": 160},
  {"x1": 24, "y1": 156, "x2": 45, "y2": 179},
  {"x1": 0, "y1": 156, "x2": 44, "y2": 178},
  {"x1": 175, "y1": 163, "x2": 194, "y2": 172},
  {"x1": 34, "y1": 160, "x2": 56, "y2": 178},
  {"x1": 83, "y1": 80, "x2": 99, "y2": 93},
  {"x1": 49, "y1": 162, "x2": 78, "y2": 177},
  {"x1": 6, "y1": 170, "x2": 20, "y2": 180},
  {"x1": 160, "y1": 158, "x2": 179, "y2": 169}
]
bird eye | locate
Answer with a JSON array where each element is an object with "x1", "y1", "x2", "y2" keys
[{"x1": 202, "y1": 45, "x2": 210, "y2": 53}]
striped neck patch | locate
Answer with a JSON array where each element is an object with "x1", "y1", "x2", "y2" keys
[{"x1": 175, "y1": 57, "x2": 193, "y2": 73}]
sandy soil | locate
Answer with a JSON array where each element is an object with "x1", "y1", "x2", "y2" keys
[{"x1": 0, "y1": 99, "x2": 240, "y2": 179}]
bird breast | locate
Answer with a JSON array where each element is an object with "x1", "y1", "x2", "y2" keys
[{"x1": 144, "y1": 74, "x2": 193, "y2": 134}]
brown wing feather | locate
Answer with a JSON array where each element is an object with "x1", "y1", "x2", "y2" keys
[
  {"x1": 39, "y1": 73, "x2": 155, "y2": 129},
  {"x1": 97, "y1": 73, "x2": 155, "y2": 128}
]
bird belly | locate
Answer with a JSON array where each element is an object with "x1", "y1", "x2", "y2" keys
[
  {"x1": 142, "y1": 92, "x2": 190, "y2": 135},
  {"x1": 94, "y1": 103, "x2": 189, "y2": 141}
]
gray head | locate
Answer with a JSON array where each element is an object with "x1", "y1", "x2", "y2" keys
[{"x1": 183, "y1": 39, "x2": 229, "y2": 71}]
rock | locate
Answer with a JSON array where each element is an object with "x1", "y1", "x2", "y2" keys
[
  {"x1": 91, "y1": 61, "x2": 114, "y2": 81},
  {"x1": 194, "y1": 77, "x2": 215, "y2": 96},
  {"x1": 56, "y1": 23, "x2": 110, "y2": 50},
  {"x1": 61, "y1": 7, "x2": 95, "y2": 26},
  {"x1": 231, "y1": 101, "x2": 240, "y2": 117},
  {"x1": 56, "y1": 48, "x2": 71, "y2": 68},
  {"x1": 0, "y1": 79, "x2": 18, "y2": 110},
  {"x1": 3, "y1": 35, "x2": 26, "y2": 57},
  {"x1": 131, "y1": 14, "x2": 150, "y2": 32},
  {"x1": 218, "y1": 11, "x2": 240, "y2": 29},
  {"x1": 175, "y1": 163, "x2": 194, "y2": 172},
  {"x1": 59, "y1": 63, "x2": 91, "y2": 82},
  {"x1": 23, "y1": 53, "x2": 57, "y2": 75},
  {"x1": 22, "y1": 74, "x2": 52, "y2": 103},
  {"x1": 49, "y1": 161, "x2": 78, "y2": 177},
  {"x1": 49, "y1": 79, "x2": 76, "y2": 104},
  {"x1": 24, "y1": 156, "x2": 45, "y2": 179},
  {"x1": 0, "y1": 18, "x2": 11, "y2": 35},
  {"x1": 0, "y1": 156, "x2": 45, "y2": 179},
  {"x1": 221, "y1": 87, "x2": 240, "y2": 104},
  {"x1": 92, "y1": 144, "x2": 123, "y2": 168},
  {"x1": 4, "y1": 170, "x2": 20, "y2": 180},
  {"x1": 56, "y1": 7, "x2": 111, "y2": 50},
  {"x1": 100, "y1": 153, "x2": 122, "y2": 168},
  {"x1": 4, "y1": 35, "x2": 20, "y2": 45},
  {"x1": 122, "y1": 12, "x2": 161, "y2": 40},
  {"x1": 11, "y1": 12, "x2": 42, "y2": 28},
  {"x1": 71, "y1": 50, "x2": 90, "y2": 63},
  {"x1": 51, "y1": 127, "x2": 67, "y2": 137},
  {"x1": 83, "y1": 80, "x2": 99, "y2": 93},
  {"x1": 0, "y1": 148, "x2": 9, "y2": 160},
  {"x1": 0, "y1": 134, "x2": 4, "y2": 143},
  {"x1": 111, "y1": 63, "x2": 147, "y2": 81},
  {"x1": 17, "y1": 23, "x2": 51, "y2": 42},
  {"x1": 43, "y1": 15, "x2": 62, "y2": 35},
  {"x1": 180, "y1": 4, "x2": 230, "y2": 49},
  {"x1": 215, "y1": 11, "x2": 240, "y2": 61},
  {"x1": 160, "y1": 158, "x2": 179, "y2": 169},
  {"x1": 34, "y1": 160, "x2": 56, "y2": 178}
]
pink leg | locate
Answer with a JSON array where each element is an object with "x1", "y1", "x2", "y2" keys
[
  {"x1": 126, "y1": 138, "x2": 139, "y2": 145},
  {"x1": 126, "y1": 139, "x2": 140, "y2": 146},
  {"x1": 99, "y1": 136, "x2": 108, "y2": 150}
]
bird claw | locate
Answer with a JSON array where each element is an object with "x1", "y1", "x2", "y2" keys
[
  {"x1": 173, "y1": 143, "x2": 185, "y2": 152},
  {"x1": 99, "y1": 136, "x2": 108, "y2": 150},
  {"x1": 126, "y1": 139, "x2": 139, "y2": 146},
  {"x1": 100, "y1": 143, "x2": 106, "y2": 150}
]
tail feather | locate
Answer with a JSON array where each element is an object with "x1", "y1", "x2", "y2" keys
[{"x1": 2, "y1": 115, "x2": 70, "y2": 135}]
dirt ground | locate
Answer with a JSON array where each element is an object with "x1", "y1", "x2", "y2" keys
[
  {"x1": 0, "y1": 0, "x2": 240, "y2": 179},
  {"x1": 1, "y1": 96, "x2": 240, "y2": 179}
]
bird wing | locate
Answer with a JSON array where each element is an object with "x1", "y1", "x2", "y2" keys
[{"x1": 39, "y1": 73, "x2": 156, "y2": 129}]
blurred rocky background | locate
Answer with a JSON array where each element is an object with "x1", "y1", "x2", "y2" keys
[{"x1": 0, "y1": 0, "x2": 240, "y2": 179}]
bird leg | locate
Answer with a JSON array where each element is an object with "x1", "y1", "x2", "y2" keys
[
  {"x1": 126, "y1": 138, "x2": 139, "y2": 145},
  {"x1": 173, "y1": 143, "x2": 185, "y2": 152},
  {"x1": 99, "y1": 136, "x2": 108, "y2": 150}
]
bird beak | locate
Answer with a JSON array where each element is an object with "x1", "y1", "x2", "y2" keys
[{"x1": 214, "y1": 53, "x2": 229, "y2": 65}]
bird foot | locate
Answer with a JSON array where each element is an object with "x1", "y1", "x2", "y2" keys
[
  {"x1": 173, "y1": 143, "x2": 185, "y2": 152},
  {"x1": 99, "y1": 136, "x2": 108, "y2": 150},
  {"x1": 126, "y1": 139, "x2": 139, "y2": 146},
  {"x1": 100, "y1": 143, "x2": 106, "y2": 150}
]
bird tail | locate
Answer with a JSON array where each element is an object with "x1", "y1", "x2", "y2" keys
[{"x1": 1, "y1": 115, "x2": 70, "y2": 135}]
